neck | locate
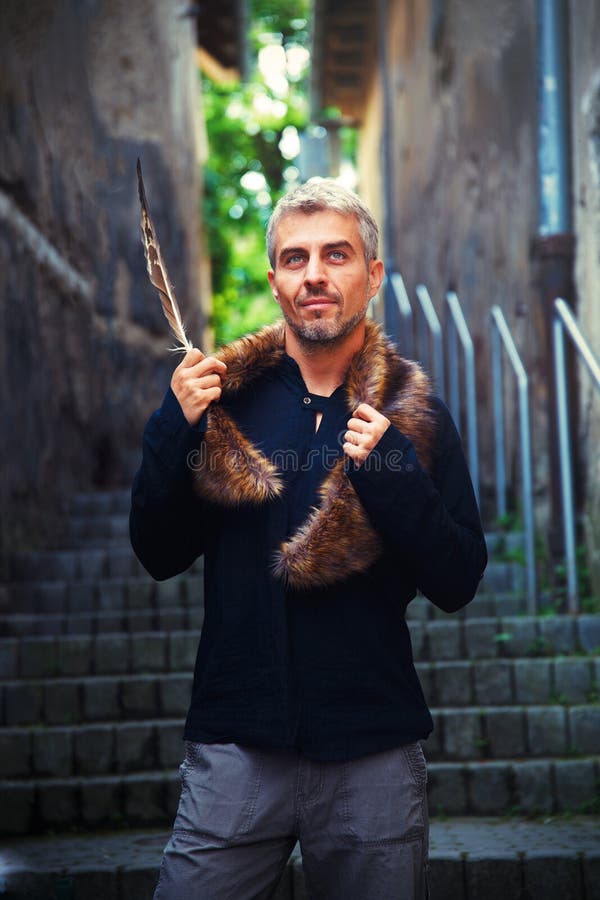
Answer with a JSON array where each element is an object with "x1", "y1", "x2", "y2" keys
[{"x1": 284, "y1": 320, "x2": 367, "y2": 396}]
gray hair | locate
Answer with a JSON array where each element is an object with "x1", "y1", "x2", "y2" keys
[{"x1": 266, "y1": 177, "x2": 379, "y2": 268}]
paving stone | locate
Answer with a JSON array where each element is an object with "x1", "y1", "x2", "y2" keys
[
  {"x1": 44, "y1": 680, "x2": 81, "y2": 725},
  {"x1": 74, "y1": 724, "x2": 115, "y2": 775},
  {"x1": 132, "y1": 634, "x2": 168, "y2": 673},
  {"x1": 157, "y1": 721, "x2": 184, "y2": 768},
  {"x1": 67, "y1": 582, "x2": 96, "y2": 613},
  {"x1": 155, "y1": 579, "x2": 183, "y2": 608},
  {"x1": 498, "y1": 617, "x2": 537, "y2": 658},
  {"x1": 124, "y1": 773, "x2": 166, "y2": 825},
  {"x1": 95, "y1": 634, "x2": 130, "y2": 675},
  {"x1": 464, "y1": 618, "x2": 499, "y2": 659},
  {"x1": 553, "y1": 657, "x2": 593, "y2": 703},
  {"x1": 583, "y1": 854, "x2": 600, "y2": 900},
  {"x1": 0, "y1": 781, "x2": 35, "y2": 835},
  {"x1": 523, "y1": 854, "x2": 584, "y2": 900},
  {"x1": 97, "y1": 580, "x2": 126, "y2": 611},
  {"x1": 485, "y1": 708, "x2": 526, "y2": 758},
  {"x1": 80, "y1": 776, "x2": 124, "y2": 828},
  {"x1": 427, "y1": 621, "x2": 462, "y2": 661},
  {"x1": 408, "y1": 621, "x2": 425, "y2": 659},
  {"x1": 527, "y1": 706, "x2": 568, "y2": 756},
  {"x1": 473, "y1": 660, "x2": 513, "y2": 705},
  {"x1": 157, "y1": 609, "x2": 187, "y2": 631},
  {"x1": 66, "y1": 613, "x2": 95, "y2": 635},
  {"x1": 468, "y1": 762, "x2": 511, "y2": 814},
  {"x1": 78, "y1": 549, "x2": 107, "y2": 581},
  {"x1": 427, "y1": 858, "x2": 465, "y2": 900},
  {"x1": 434, "y1": 662, "x2": 472, "y2": 706},
  {"x1": 33, "y1": 727, "x2": 73, "y2": 777},
  {"x1": 82, "y1": 677, "x2": 120, "y2": 721},
  {"x1": 183, "y1": 574, "x2": 204, "y2": 607},
  {"x1": 539, "y1": 616, "x2": 576, "y2": 655},
  {"x1": 513, "y1": 760, "x2": 553, "y2": 815},
  {"x1": 120, "y1": 864, "x2": 160, "y2": 900},
  {"x1": 121, "y1": 677, "x2": 158, "y2": 717},
  {"x1": 159, "y1": 674, "x2": 193, "y2": 717},
  {"x1": 96, "y1": 612, "x2": 125, "y2": 632},
  {"x1": 578, "y1": 615, "x2": 600, "y2": 653},
  {"x1": 58, "y1": 636, "x2": 93, "y2": 676},
  {"x1": 0, "y1": 638, "x2": 18, "y2": 677},
  {"x1": 554, "y1": 759, "x2": 597, "y2": 812},
  {"x1": 465, "y1": 855, "x2": 521, "y2": 900},
  {"x1": 168, "y1": 632, "x2": 200, "y2": 671},
  {"x1": 116, "y1": 722, "x2": 156, "y2": 773},
  {"x1": 442, "y1": 709, "x2": 481, "y2": 760},
  {"x1": 127, "y1": 611, "x2": 156, "y2": 632},
  {"x1": 569, "y1": 705, "x2": 600, "y2": 754},
  {"x1": 4, "y1": 681, "x2": 43, "y2": 725},
  {"x1": 107, "y1": 549, "x2": 136, "y2": 579},
  {"x1": 38, "y1": 779, "x2": 79, "y2": 829},
  {"x1": 0, "y1": 729, "x2": 32, "y2": 777},
  {"x1": 35, "y1": 581, "x2": 67, "y2": 614},
  {"x1": 20, "y1": 636, "x2": 58, "y2": 677},
  {"x1": 514, "y1": 658, "x2": 552, "y2": 703},
  {"x1": 427, "y1": 764, "x2": 467, "y2": 815},
  {"x1": 126, "y1": 579, "x2": 155, "y2": 610},
  {"x1": 71, "y1": 867, "x2": 119, "y2": 900}
]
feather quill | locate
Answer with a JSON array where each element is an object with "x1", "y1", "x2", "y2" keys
[{"x1": 137, "y1": 159, "x2": 193, "y2": 353}]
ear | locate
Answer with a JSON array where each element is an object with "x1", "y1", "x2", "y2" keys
[
  {"x1": 267, "y1": 270, "x2": 280, "y2": 302},
  {"x1": 367, "y1": 259, "x2": 384, "y2": 298}
]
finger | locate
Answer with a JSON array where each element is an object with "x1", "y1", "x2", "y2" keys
[
  {"x1": 343, "y1": 441, "x2": 367, "y2": 463},
  {"x1": 179, "y1": 348, "x2": 205, "y2": 368},
  {"x1": 346, "y1": 417, "x2": 369, "y2": 434},
  {"x1": 196, "y1": 356, "x2": 228, "y2": 377},
  {"x1": 197, "y1": 373, "x2": 223, "y2": 390},
  {"x1": 344, "y1": 429, "x2": 364, "y2": 447},
  {"x1": 353, "y1": 403, "x2": 379, "y2": 421}
]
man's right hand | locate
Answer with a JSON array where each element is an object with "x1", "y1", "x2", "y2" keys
[{"x1": 170, "y1": 349, "x2": 227, "y2": 427}]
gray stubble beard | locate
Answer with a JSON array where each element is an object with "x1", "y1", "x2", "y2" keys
[{"x1": 283, "y1": 300, "x2": 370, "y2": 353}]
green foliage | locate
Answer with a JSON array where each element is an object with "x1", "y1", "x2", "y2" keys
[{"x1": 202, "y1": 1, "x2": 311, "y2": 346}]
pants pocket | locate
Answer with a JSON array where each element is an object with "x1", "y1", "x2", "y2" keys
[
  {"x1": 175, "y1": 742, "x2": 264, "y2": 844},
  {"x1": 340, "y1": 743, "x2": 428, "y2": 845}
]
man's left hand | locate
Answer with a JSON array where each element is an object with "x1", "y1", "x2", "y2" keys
[{"x1": 343, "y1": 404, "x2": 391, "y2": 467}]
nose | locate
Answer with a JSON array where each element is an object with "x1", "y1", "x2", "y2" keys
[{"x1": 304, "y1": 253, "x2": 326, "y2": 286}]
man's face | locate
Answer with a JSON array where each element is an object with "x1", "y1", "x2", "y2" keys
[{"x1": 267, "y1": 210, "x2": 384, "y2": 346}]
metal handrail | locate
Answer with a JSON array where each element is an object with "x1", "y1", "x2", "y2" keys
[
  {"x1": 491, "y1": 306, "x2": 537, "y2": 612},
  {"x1": 415, "y1": 284, "x2": 445, "y2": 399},
  {"x1": 553, "y1": 297, "x2": 600, "y2": 613},
  {"x1": 389, "y1": 272, "x2": 414, "y2": 358},
  {"x1": 446, "y1": 291, "x2": 480, "y2": 506}
]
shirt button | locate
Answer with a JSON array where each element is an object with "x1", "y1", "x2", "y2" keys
[{"x1": 303, "y1": 396, "x2": 311, "y2": 405}]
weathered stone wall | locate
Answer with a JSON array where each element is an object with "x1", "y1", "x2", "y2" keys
[
  {"x1": 359, "y1": 0, "x2": 548, "y2": 527},
  {"x1": 0, "y1": 0, "x2": 205, "y2": 568},
  {"x1": 570, "y1": 2, "x2": 600, "y2": 597}
]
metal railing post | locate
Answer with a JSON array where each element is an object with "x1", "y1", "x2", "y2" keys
[
  {"x1": 553, "y1": 297, "x2": 600, "y2": 613},
  {"x1": 446, "y1": 292, "x2": 480, "y2": 507},
  {"x1": 415, "y1": 284, "x2": 445, "y2": 399},
  {"x1": 389, "y1": 272, "x2": 414, "y2": 359},
  {"x1": 491, "y1": 306, "x2": 537, "y2": 612}
]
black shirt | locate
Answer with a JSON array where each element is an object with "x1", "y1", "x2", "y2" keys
[{"x1": 130, "y1": 352, "x2": 487, "y2": 760}]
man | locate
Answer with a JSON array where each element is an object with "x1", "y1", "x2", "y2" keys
[{"x1": 130, "y1": 178, "x2": 487, "y2": 899}]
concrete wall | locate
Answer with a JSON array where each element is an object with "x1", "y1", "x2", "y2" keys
[
  {"x1": 570, "y1": 2, "x2": 600, "y2": 597},
  {"x1": 355, "y1": 0, "x2": 600, "y2": 586},
  {"x1": 0, "y1": 0, "x2": 205, "y2": 569}
]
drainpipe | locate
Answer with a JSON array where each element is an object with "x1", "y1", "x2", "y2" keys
[
  {"x1": 533, "y1": 0, "x2": 576, "y2": 559},
  {"x1": 378, "y1": 0, "x2": 400, "y2": 338}
]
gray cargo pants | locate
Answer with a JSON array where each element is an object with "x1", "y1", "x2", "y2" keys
[{"x1": 154, "y1": 741, "x2": 430, "y2": 900}]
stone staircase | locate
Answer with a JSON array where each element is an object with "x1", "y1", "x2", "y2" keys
[{"x1": 0, "y1": 489, "x2": 599, "y2": 899}]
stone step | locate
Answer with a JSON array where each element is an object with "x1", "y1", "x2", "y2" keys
[
  {"x1": 8, "y1": 547, "x2": 203, "y2": 583},
  {"x1": 65, "y1": 512, "x2": 130, "y2": 543},
  {"x1": 68, "y1": 490, "x2": 132, "y2": 517},
  {"x1": 0, "y1": 573, "x2": 204, "y2": 616},
  {"x1": 2, "y1": 708, "x2": 598, "y2": 781},
  {"x1": 0, "y1": 604, "x2": 204, "y2": 637},
  {"x1": 3, "y1": 657, "x2": 598, "y2": 727},
  {"x1": 3, "y1": 616, "x2": 599, "y2": 681},
  {"x1": 1, "y1": 820, "x2": 599, "y2": 900},
  {"x1": 407, "y1": 591, "x2": 561, "y2": 620},
  {"x1": 2, "y1": 758, "x2": 599, "y2": 838},
  {"x1": 0, "y1": 631, "x2": 201, "y2": 680}
]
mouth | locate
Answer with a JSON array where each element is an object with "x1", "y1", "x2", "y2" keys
[{"x1": 298, "y1": 297, "x2": 338, "y2": 311}]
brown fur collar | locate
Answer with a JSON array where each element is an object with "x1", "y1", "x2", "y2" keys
[{"x1": 192, "y1": 319, "x2": 436, "y2": 590}]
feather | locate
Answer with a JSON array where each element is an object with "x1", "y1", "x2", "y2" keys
[{"x1": 137, "y1": 159, "x2": 193, "y2": 353}]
